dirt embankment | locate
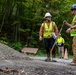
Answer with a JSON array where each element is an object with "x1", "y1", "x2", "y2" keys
[{"x1": 0, "y1": 43, "x2": 76, "y2": 75}]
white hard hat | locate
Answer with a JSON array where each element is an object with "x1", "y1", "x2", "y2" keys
[{"x1": 44, "y1": 12, "x2": 52, "y2": 18}]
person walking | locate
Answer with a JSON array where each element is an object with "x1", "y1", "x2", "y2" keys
[
  {"x1": 39, "y1": 12, "x2": 58, "y2": 62},
  {"x1": 64, "y1": 4, "x2": 76, "y2": 65},
  {"x1": 57, "y1": 34, "x2": 65, "y2": 59}
]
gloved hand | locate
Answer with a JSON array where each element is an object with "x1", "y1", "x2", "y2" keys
[{"x1": 39, "y1": 36, "x2": 42, "y2": 41}]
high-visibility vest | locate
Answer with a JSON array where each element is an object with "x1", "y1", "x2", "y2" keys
[
  {"x1": 57, "y1": 37, "x2": 64, "y2": 44},
  {"x1": 70, "y1": 15, "x2": 76, "y2": 36},
  {"x1": 42, "y1": 22, "x2": 55, "y2": 37}
]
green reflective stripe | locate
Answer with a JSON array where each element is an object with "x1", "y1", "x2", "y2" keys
[
  {"x1": 71, "y1": 34, "x2": 76, "y2": 36},
  {"x1": 43, "y1": 32, "x2": 53, "y2": 37},
  {"x1": 70, "y1": 30, "x2": 76, "y2": 36}
]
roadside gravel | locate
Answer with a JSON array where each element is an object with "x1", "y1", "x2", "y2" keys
[
  {"x1": 0, "y1": 43, "x2": 76, "y2": 75},
  {"x1": 0, "y1": 43, "x2": 30, "y2": 60}
]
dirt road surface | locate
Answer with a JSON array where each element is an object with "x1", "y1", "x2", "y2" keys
[
  {"x1": 0, "y1": 57, "x2": 76, "y2": 75},
  {"x1": 0, "y1": 43, "x2": 76, "y2": 75}
]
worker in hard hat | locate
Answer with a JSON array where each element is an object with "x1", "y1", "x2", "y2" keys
[
  {"x1": 63, "y1": 4, "x2": 76, "y2": 65},
  {"x1": 39, "y1": 12, "x2": 58, "y2": 62},
  {"x1": 56, "y1": 34, "x2": 65, "y2": 59}
]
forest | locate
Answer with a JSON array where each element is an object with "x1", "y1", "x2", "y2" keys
[{"x1": 0, "y1": 0, "x2": 75, "y2": 55}]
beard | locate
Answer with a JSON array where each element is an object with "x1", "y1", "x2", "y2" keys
[
  {"x1": 46, "y1": 18, "x2": 51, "y2": 22},
  {"x1": 72, "y1": 13, "x2": 74, "y2": 15},
  {"x1": 47, "y1": 19, "x2": 50, "y2": 22}
]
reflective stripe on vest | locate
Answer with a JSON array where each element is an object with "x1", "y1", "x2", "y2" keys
[
  {"x1": 43, "y1": 22, "x2": 54, "y2": 37},
  {"x1": 70, "y1": 15, "x2": 76, "y2": 36}
]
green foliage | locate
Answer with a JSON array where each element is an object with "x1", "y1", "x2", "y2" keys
[
  {"x1": 27, "y1": 49, "x2": 46, "y2": 56},
  {"x1": 12, "y1": 21, "x2": 21, "y2": 26},
  {"x1": 0, "y1": 40, "x2": 8, "y2": 45},
  {"x1": 36, "y1": 50, "x2": 46, "y2": 56},
  {"x1": 11, "y1": 42, "x2": 24, "y2": 52},
  {"x1": 19, "y1": 28, "x2": 31, "y2": 32},
  {"x1": 0, "y1": 37, "x2": 8, "y2": 45},
  {"x1": 0, "y1": 0, "x2": 75, "y2": 55}
]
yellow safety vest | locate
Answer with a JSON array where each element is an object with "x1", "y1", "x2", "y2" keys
[
  {"x1": 57, "y1": 37, "x2": 64, "y2": 44},
  {"x1": 70, "y1": 15, "x2": 76, "y2": 36},
  {"x1": 42, "y1": 22, "x2": 54, "y2": 38}
]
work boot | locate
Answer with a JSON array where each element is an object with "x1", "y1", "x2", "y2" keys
[
  {"x1": 45, "y1": 55, "x2": 51, "y2": 62},
  {"x1": 69, "y1": 62, "x2": 76, "y2": 66},
  {"x1": 45, "y1": 57, "x2": 51, "y2": 62},
  {"x1": 52, "y1": 59, "x2": 57, "y2": 62},
  {"x1": 52, "y1": 56, "x2": 57, "y2": 62}
]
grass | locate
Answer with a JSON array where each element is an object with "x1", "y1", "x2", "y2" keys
[
  {"x1": 27, "y1": 52, "x2": 73, "y2": 59},
  {"x1": 25, "y1": 49, "x2": 73, "y2": 59},
  {"x1": 68, "y1": 55, "x2": 73, "y2": 59}
]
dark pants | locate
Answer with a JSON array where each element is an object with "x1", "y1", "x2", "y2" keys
[{"x1": 44, "y1": 38, "x2": 56, "y2": 58}]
